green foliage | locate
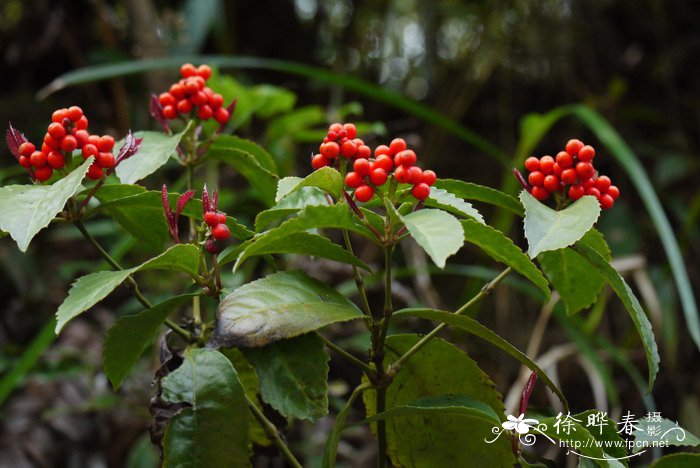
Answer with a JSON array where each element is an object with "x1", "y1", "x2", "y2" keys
[
  {"x1": 283, "y1": 166, "x2": 344, "y2": 198},
  {"x1": 243, "y1": 334, "x2": 329, "y2": 420},
  {"x1": 651, "y1": 454, "x2": 700, "y2": 468},
  {"x1": 400, "y1": 208, "x2": 464, "y2": 268},
  {"x1": 632, "y1": 418, "x2": 700, "y2": 451},
  {"x1": 210, "y1": 270, "x2": 363, "y2": 347},
  {"x1": 434, "y1": 179, "x2": 524, "y2": 217},
  {"x1": 103, "y1": 293, "x2": 200, "y2": 388},
  {"x1": 424, "y1": 187, "x2": 484, "y2": 223},
  {"x1": 0, "y1": 158, "x2": 92, "y2": 251},
  {"x1": 161, "y1": 349, "x2": 249, "y2": 468},
  {"x1": 254, "y1": 186, "x2": 327, "y2": 231},
  {"x1": 363, "y1": 335, "x2": 515, "y2": 467},
  {"x1": 521, "y1": 190, "x2": 601, "y2": 258},
  {"x1": 116, "y1": 127, "x2": 190, "y2": 185}
]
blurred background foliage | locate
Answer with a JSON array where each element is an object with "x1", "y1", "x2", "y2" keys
[{"x1": 0, "y1": 0, "x2": 699, "y2": 466}]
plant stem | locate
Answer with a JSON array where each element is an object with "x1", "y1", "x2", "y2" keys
[
  {"x1": 386, "y1": 267, "x2": 511, "y2": 378},
  {"x1": 73, "y1": 219, "x2": 193, "y2": 343},
  {"x1": 341, "y1": 229, "x2": 372, "y2": 318},
  {"x1": 245, "y1": 394, "x2": 302, "y2": 468},
  {"x1": 321, "y1": 335, "x2": 376, "y2": 377}
]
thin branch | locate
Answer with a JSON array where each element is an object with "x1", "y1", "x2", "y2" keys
[
  {"x1": 321, "y1": 335, "x2": 375, "y2": 377},
  {"x1": 245, "y1": 394, "x2": 302, "y2": 468}
]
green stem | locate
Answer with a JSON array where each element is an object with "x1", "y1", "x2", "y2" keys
[
  {"x1": 321, "y1": 335, "x2": 376, "y2": 377},
  {"x1": 326, "y1": 381, "x2": 374, "y2": 467},
  {"x1": 341, "y1": 229, "x2": 372, "y2": 319},
  {"x1": 245, "y1": 394, "x2": 302, "y2": 468},
  {"x1": 386, "y1": 267, "x2": 511, "y2": 378},
  {"x1": 73, "y1": 220, "x2": 194, "y2": 343}
]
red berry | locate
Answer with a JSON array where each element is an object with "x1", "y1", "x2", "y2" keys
[
  {"x1": 97, "y1": 152, "x2": 115, "y2": 169},
  {"x1": 327, "y1": 131, "x2": 338, "y2": 141},
  {"x1": 88, "y1": 135, "x2": 100, "y2": 146},
  {"x1": 177, "y1": 99, "x2": 193, "y2": 114},
  {"x1": 217, "y1": 213, "x2": 227, "y2": 224},
  {"x1": 528, "y1": 171, "x2": 545, "y2": 187},
  {"x1": 561, "y1": 168, "x2": 578, "y2": 184},
  {"x1": 52, "y1": 108, "x2": 68, "y2": 123},
  {"x1": 204, "y1": 212, "x2": 220, "y2": 227},
  {"x1": 76, "y1": 115, "x2": 89, "y2": 130},
  {"x1": 19, "y1": 155, "x2": 31, "y2": 168},
  {"x1": 340, "y1": 140, "x2": 357, "y2": 158},
  {"x1": 86, "y1": 163, "x2": 104, "y2": 180},
  {"x1": 345, "y1": 171, "x2": 364, "y2": 188},
  {"x1": 370, "y1": 168, "x2": 388, "y2": 186},
  {"x1": 75, "y1": 130, "x2": 90, "y2": 148},
  {"x1": 48, "y1": 151, "x2": 65, "y2": 169},
  {"x1": 354, "y1": 158, "x2": 371, "y2": 176},
  {"x1": 205, "y1": 239, "x2": 219, "y2": 254},
  {"x1": 531, "y1": 186, "x2": 550, "y2": 200},
  {"x1": 586, "y1": 187, "x2": 601, "y2": 198},
  {"x1": 394, "y1": 165, "x2": 411, "y2": 183},
  {"x1": 568, "y1": 184, "x2": 585, "y2": 200},
  {"x1": 409, "y1": 166, "x2": 423, "y2": 184},
  {"x1": 34, "y1": 166, "x2": 53, "y2": 182},
  {"x1": 209, "y1": 93, "x2": 224, "y2": 108},
  {"x1": 19, "y1": 142, "x2": 35, "y2": 157},
  {"x1": 543, "y1": 175, "x2": 560, "y2": 192},
  {"x1": 47, "y1": 122, "x2": 66, "y2": 140},
  {"x1": 184, "y1": 80, "x2": 200, "y2": 95},
  {"x1": 583, "y1": 178, "x2": 595, "y2": 189},
  {"x1": 372, "y1": 155, "x2": 392, "y2": 172},
  {"x1": 354, "y1": 185, "x2": 374, "y2": 202},
  {"x1": 30, "y1": 151, "x2": 47, "y2": 167},
  {"x1": 552, "y1": 163, "x2": 563, "y2": 177},
  {"x1": 191, "y1": 91, "x2": 208, "y2": 106},
  {"x1": 197, "y1": 64, "x2": 212, "y2": 80},
  {"x1": 180, "y1": 63, "x2": 197, "y2": 77},
  {"x1": 97, "y1": 135, "x2": 115, "y2": 152},
  {"x1": 422, "y1": 170, "x2": 437, "y2": 186},
  {"x1": 374, "y1": 145, "x2": 391, "y2": 157},
  {"x1": 411, "y1": 182, "x2": 430, "y2": 200},
  {"x1": 342, "y1": 123, "x2": 357, "y2": 139},
  {"x1": 170, "y1": 84, "x2": 185, "y2": 99},
  {"x1": 356, "y1": 145, "x2": 372, "y2": 159},
  {"x1": 41, "y1": 143, "x2": 51, "y2": 154},
  {"x1": 600, "y1": 194, "x2": 614, "y2": 210},
  {"x1": 211, "y1": 223, "x2": 230, "y2": 241},
  {"x1": 328, "y1": 123, "x2": 342, "y2": 133},
  {"x1": 66, "y1": 106, "x2": 83, "y2": 122},
  {"x1": 397, "y1": 150, "x2": 417, "y2": 167},
  {"x1": 163, "y1": 105, "x2": 177, "y2": 119},
  {"x1": 197, "y1": 105, "x2": 214, "y2": 120},
  {"x1": 540, "y1": 156, "x2": 555, "y2": 174},
  {"x1": 311, "y1": 154, "x2": 330, "y2": 169},
  {"x1": 44, "y1": 133, "x2": 59, "y2": 149},
  {"x1": 337, "y1": 129, "x2": 347, "y2": 139},
  {"x1": 578, "y1": 145, "x2": 596, "y2": 162},
  {"x1": 389, "y1": 138, "x2": 407, "y2": 155},
  {"x1": 565, "y1": 139, "x2": 584, "y2": 156},
  {"x1": 607, "y1": 185, "x2": 620, "y2": 200},
  {"x1": 556, "y1": 151, "x2": 573, "y2": 168},
  {"x1": 576, "y1": 162, "x2": 595, "y2": 180},
  {"x1": 320, "y1": 142, "x2": 339, "y2": 159},
  {"x1": 594, "y1": 176, "x2": 611, "y2": 192},
  {"x1": 159, "y1": 92, "x2": 176, "y2": 106},
  {"x1": 213, "y1": 107, "x2": 230, "y2": 123},
  {"x1": 82, "y1": 144, "x2": 98, "y2": 159},
  {"x1": 524, "y1": 157, "x2": 540, "y2": 172}
]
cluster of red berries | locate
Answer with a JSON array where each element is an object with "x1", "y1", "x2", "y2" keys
[
  {"x1": 157, "y1": 64, "x2": 230, "y2": 124},
  {"x1": 204, "y1": 210, "x2": 231, "y2": 241},
  {"x1": 524, "y1": 139, "x2": 620, "y2": 209},
  {"x1": 16, "y1": 106, "x2": 116, "y2": 181},
  {"x1": 311, "y1": 123, "x2": 436, "y2": 202}
]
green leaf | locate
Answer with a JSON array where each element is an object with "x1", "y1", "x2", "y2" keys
[
  {"x1": 103, "y1": 293, "x2": 199, "y2": 389},
  {"x1": 633, "y1": 417, "x2": 700, "y2": 452},
  {"x1": 254, "y1": 186, "x2": 327, "y2": 231},
  {"x1": 359, "y1": 395, "x2": 500, "y2": 427},
  {"x1": 400, "y1": 208, "x2": 464, "y2": 268},
  {"x1": 55, "y1": 244, "x2": 200, "y2": 333},
  {"x1": 275, "y1": 176, "x2": 304, "y2": 202},
  {"x1": 208, "y1": 137, "x2": 278, "y2": 206},
  {"x1": 210, "y1": 135, "x2": 277, "y2": 174},
  {"x1": 209, "y1": 270, "x2": 363, "y2": 348},
  {"x1": 539, "y1": 229, "x2": 611, "y2": 314},
  {"x1": 218, "y1": 204, "x2": 374, "y2": 266},
  {"x1": 393, "y1": 309, "x2": 568, "y2": 410},
  {"x1": 521, "y1": 190, "x2": 601, "y2": 258},
  {"x1": 231, "y1": 231, "x2": 370, "y2": 273},
  {"x1": 434, "y1": 179, "x2": 524, "y2": 217},
  {"x1": 0, "y1": 158, "x2": 92, "y2": 252},
  {"x1": 243, "y1": 334, "x2": 329, "y2": 420},
  {"x1": 573, "y1": 242, "x2": 659, "y2": 392},
  {"x1": 462, "y1": 219, "x2": 550, "y2": 299},
  {"x1": 162, "y1": 349, "x2": 249, "y2": 468},
  {"x1": 284, "y1": 167, "x2": 343, "y2": 198},
  {"x1": 115, "y1": 127, "x2": 190, "y2": 185},
  {"x1": 651, "y1": 454, "x2": 700, "y2": 468},
  {"x1": 425, "y1": 187, "x2": 484, "y2": 223},
  {"x1": 363, "y1": 335, "x2": 514, "y2": 468}
]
